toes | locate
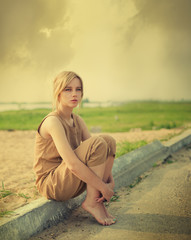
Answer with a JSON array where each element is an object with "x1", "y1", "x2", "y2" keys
[
  {"x1": 109, "y1": 217, "x2": 116, "y2": 225},
  {"x1": 104, "y1": 218, "x2": 110, "y2": 226},
  {"x1": 112, "y1": 218, "x2": 116, "y2": 224},
  {"x1": 104, "y1": 217, "x2": 116, "y2": 226},
  {"x1": 103, "y1": 219, "x2": 108, "y2": 226}
]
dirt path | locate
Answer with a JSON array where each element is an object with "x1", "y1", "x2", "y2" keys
[
  {"x1": 0, "y1": 128, "x2": 184, "y2": 216},
  {"x1": 30, "y1": 145, "x2": 191, "y2": 240}
]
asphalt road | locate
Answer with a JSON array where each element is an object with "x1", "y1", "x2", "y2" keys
[{"x1": 30, "y1": 144, "x2": 191, "y2": 240}]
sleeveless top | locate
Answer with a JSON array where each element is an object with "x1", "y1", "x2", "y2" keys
[{"x1": 33, "y1": 111, "x2": 83, "y2": 188}]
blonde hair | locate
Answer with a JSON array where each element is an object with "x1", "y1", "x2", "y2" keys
[{"x1": 53, "y1": 71, "x2": 83, "y2": 110}]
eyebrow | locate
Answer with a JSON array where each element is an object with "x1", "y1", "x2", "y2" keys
[{"x1": 65, "y1": 86, "x2": 82, "y2": 88}]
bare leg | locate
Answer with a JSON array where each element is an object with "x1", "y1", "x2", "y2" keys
[
  {"x1": 81, "y1": 162, "x2": 115, "y2": 225},
  {"x1": 102, "y1": 156, "x2": 116, "y2": 221},
  {"x1": 103, "y1": 155, "x2": 115, "y2": 184}
]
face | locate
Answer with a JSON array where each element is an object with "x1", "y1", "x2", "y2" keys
[{"x1": 58, "y1": 77, "x2": 82, "y2": 108}]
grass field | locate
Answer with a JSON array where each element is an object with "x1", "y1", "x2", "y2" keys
[{"x1": 0, "y1": 101, "x2": 190, "y2": 132}]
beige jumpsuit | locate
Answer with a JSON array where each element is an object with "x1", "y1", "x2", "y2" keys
[{"x1": 34, "y1": 112, "x2": 116, "y2": 201}]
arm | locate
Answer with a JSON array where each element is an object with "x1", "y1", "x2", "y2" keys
[
  {"x1": 96, "y1": 173, "x2": 115, "y2": 203},
  {"x1": 41, "y1": 116, "x2": 113, "y2": 201},
  {"x1": 77, "y1": 115, "x2": 91, "y2": 141},
  {"x1": 107, "y1": 174, "x2": 115, "y2": 189}
]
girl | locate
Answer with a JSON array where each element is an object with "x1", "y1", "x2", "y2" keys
[{"x1": 34, "y1": 71, "x2": 116, "y2": 226}]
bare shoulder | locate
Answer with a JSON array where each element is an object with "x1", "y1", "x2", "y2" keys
[{"x1": 39, "y1": 115, "x2": 62, "y2": 139}]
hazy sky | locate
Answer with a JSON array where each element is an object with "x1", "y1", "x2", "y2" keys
[{"x1": 0, "y1": 0, "x2": 191, "y2": 102}]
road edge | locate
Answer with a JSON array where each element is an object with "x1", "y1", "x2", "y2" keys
[{"x1": 0, "y1": 129, "x2": 191, "y2": 240}]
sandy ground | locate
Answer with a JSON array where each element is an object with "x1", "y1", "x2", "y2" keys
[
  {"x1": 0, "y1": 128, "x2": 184, "y2": 216},
  {"x1": 30, "y1": 144, "x2": 191, "y2": 240}
]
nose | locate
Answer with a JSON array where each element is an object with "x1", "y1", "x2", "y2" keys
[{"x1": 72, "y1": 90, "x2": 77, "y2": 96}]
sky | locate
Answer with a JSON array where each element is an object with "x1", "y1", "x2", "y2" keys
[{"x1": 0, "y1": 0, "x2": 191, "y2": 102}]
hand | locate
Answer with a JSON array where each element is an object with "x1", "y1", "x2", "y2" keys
[{"x1": 96, "y1": 183, "x2": 114, "y2": 203}]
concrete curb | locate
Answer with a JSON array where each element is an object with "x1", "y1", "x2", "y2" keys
[
  {"x1": 113, "y1": 140, "x2": 168, "y2": 189},
  {"x1": 163, "y1": 129, "x2": 191, "y2": 153},
  {"x1": 0, "y1": 129, "x2": 191, "y2": 240}
]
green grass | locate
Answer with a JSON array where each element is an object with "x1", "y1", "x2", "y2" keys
[
  {"x1": 0, "y1": 210, "x2": 14, "y2": 217},
  {"x1": 0, "y1": 101, "x2": 190, "y2": 132},
  {"x1": 0, "y1": 182, "x2": 31, "y2": 200},
  {"x1": 116, "y1": 140, "x2": 148, "y2": 158},
  {"x1": 0, "y1": 182, "x2": 13, "y2": 199},
  {"x1": 128, "y1": 174, "x2": 149, "y2": 189},
  {"x1": 129, "y1": 176, "x2": 143, "y2": 188},
  {"x1": 17, "y1": 193, "x2": 31, "y2": 199},
  {"x1": 78, "y1": 101, "x2": 191, "y2": 132},
  {"x1": 0, "y1": 182, "x2": 31, "y2": 218},
  {"x1": 110, "y1": 194, "x2": 120, "y2": 202},
  {"x1": 153, "y1": 162, "x2": 160, "y2": 168},
  {"x1": 0, "y1": 108, "x2": 49, "y2": 131}
]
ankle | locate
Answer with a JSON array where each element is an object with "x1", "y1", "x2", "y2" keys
[{"x1": 83, "y1": 197, "x2": 98, "y2": 207}]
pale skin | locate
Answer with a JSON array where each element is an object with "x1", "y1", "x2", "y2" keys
[{"x1": 39, "y1": 78, "x2": 116, "y2": 225}]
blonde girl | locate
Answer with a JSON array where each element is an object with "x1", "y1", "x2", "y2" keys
[{"x1": 34, "y1": 71, "x2": 116, "y2": 226}]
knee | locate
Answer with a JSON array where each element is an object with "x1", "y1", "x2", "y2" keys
[
  {"x1": 86, "y1": 136, "x2": 108, "y2": 167},
  {"x1": 99, "y1": 135, "x2": 116, "y2": 157},
  {"x1": 91, "y1": 136, "x2": 108, "y2": 154}
]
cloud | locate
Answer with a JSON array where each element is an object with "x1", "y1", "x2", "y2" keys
[
  {"x1": 0, "y1": 0, "x2": 74, "y2": 102},
  {"x1": 130, "y1": 0, "x2": 191, "y2": 76},
  {"x1": 0, "y1": 0, "x2": 72, "y2": 69},
  {"x1": 0, "y1": 0, "x2": 190, "y2": 102},
  {"x1": 133, "y1": 0, "x2": 191, "y2": 31},
  {"x1": 109, "y1": 0, "x2": 191, "y2": 100}
]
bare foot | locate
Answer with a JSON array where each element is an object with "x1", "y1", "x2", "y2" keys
[
  {"x1": 102, "y1": 203, "x2": 116, "y2": 222},
  {"x1": 82, "y1": 200, "x2": 115, "y2": 226}
]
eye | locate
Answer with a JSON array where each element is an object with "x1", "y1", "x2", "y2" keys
[
  {"x1": 77, "y1": 88, "x2": 82, "y2": 91},
  {"x1": 64, "y1": 88, "x2": 71, "y2": 91}
]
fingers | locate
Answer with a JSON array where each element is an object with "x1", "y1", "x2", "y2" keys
[
  {"x1": 96, "y1": 196, "x2": 105, "y2": 203},
  {"x1": 96, "y1": 194, "x2": 112, "y2": 203},
  {"x1": 99, "y1": 183, "x2": 114, "y2": 202}
]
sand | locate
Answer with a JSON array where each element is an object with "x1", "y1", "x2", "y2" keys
[{"x1": 0, "y1": 128, "x2": 184, "y2": 216}]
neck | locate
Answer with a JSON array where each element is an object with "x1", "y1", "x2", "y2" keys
[{"x1": 57, "y1": 105, "x2": 73, "y2": 121}]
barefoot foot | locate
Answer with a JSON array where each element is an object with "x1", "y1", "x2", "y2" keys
[
  {"x1": 102, "y1": 203, "x2": 116, "y2": 223},
  {"x1": 82, "y1": 200, "x2": 115, "y2": 226}
]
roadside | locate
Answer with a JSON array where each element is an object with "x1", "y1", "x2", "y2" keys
[
  {"x1": 30, "y1": 144, "x2": 191, "y2": 240},
  {"x1": 0, "y1": 128, "x2": 183, "y2": 215}
]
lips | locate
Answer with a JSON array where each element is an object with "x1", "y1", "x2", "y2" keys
[{"x1": 71, "y1": 99, "x2": 78, "y2": 102}]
